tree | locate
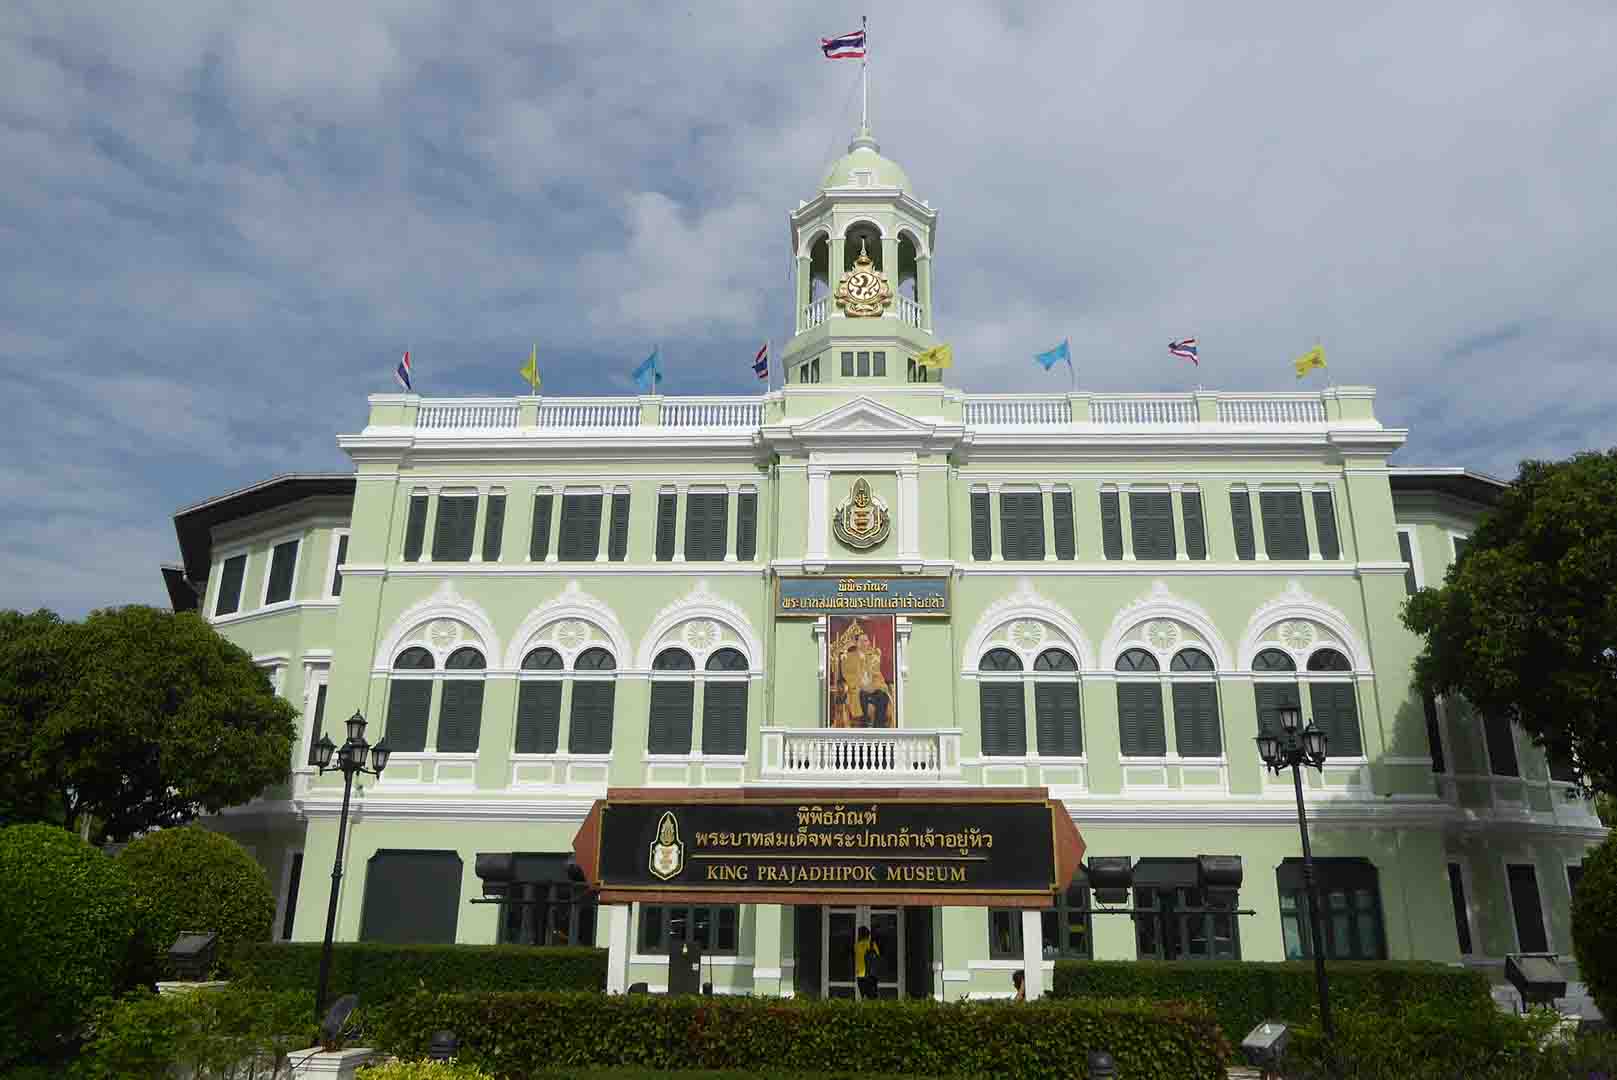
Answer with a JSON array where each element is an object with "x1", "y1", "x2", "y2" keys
[
  {"x1": 1403, "y1": 450, "x2": 1617, "y2": 794},
  {"x1": 0, "y1": 606, "x2": 297, "y2": 843},
  {"x1": 121, "y1": 826, "x2": 276, "y2": 977},
  {"x1": 1571, "y1": 833, "x2": 1617, "y2": 1023}
]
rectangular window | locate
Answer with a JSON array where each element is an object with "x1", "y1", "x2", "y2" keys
[
  {"x1": 969, "y1": 491, "x2": 992, "y2": 560},
  {"x1": 1099, "y1": 490, "x2": 1124, "y2": 560},
  {"x1": 647, "y1": 682, "x2": 694, "y2": 755},
  {"x1": 735, "y1": 492, "x2": 758, "y2": 561},
  {"x1": 1051, "y1": 490, "x2": 1076, "y2": 560},
  {"x1": 1547, "y1": 748, "x2": 1579, "y2": 783},
  {"x1": 481, "y1": 495, "x2": 506, "y2": 563},
  {"x1": 1129, "y1": 492, "x2": 1176, "y2": 560},
  {"x1": 990, "y1": 883, "x2": 1092, "y2": 960},
  {"x1": 265, "y1": 539, "x2": 299, "y2": 605},
  {"x1": 329, "y1": 534, "x2": 349, "y2": 597},
  {"x1": 1397, "y1": 529, "x2": 1418, "y2": 595},
  {"x1": 1254, "y1": 683, "x2": 1301, "y2": 736},
  {"x1": 1452, "y1": 534, "x2": 1471, "y2": 561},
  {"x1": 432, "y1": 495, "x2": 478, "y2": 562},
  {"x1": 998, "y1": 492, "x2": 1045, "y2": 561},
  {"x1": 280, "y1": 853, "x2": 303, "y2": 940},
  {"x1": 855, "y1": 351, "x2": 869, "y2": 376},
  {"x1": 497, "y1": 878, "x2": 597, "y2": 948},
  {"x1": 841, "y1": 351, "x2": 854, "y2": 377},
  {"x1": 1134, "y1": 881, "x2": 1240, "y2": 961},
  {"x1": 1172, "y1": 682, "x2": 1221, "y2": 757},
  {"x1": 1277, "y1": 859, "x2": 1386, "y2": 961},
  {"x1": 655, "y1": 491, "x2": 677, "y2": 561},
  {"x1": 1309, "y1": 682, "x2": 1363, "y2": 758},
  {"x1": 305, "y1": 683, "x2": 329, "y2": 766},
  {"x1": 1312, "y1": 490, "x2": 1341, "y2": 559},
  {"x1": 435, "y1": 680, "x2": 485, "y2": 753},
  {"x1": 1260, "y1": 491, "x2": 1309, "y2": 560},
  {"x1": 1423, "y1": 695, "x2": 1446, "y2": 773},
  {"x1": 1034, "y1": 681, "x2": 1082, "y2": 756},
  {"x1": 1182, "y1": 490, "x2": 1207, "y2": 560},
  {"x1": 558, "y1": 493, "x2": 603, "y2": 562},
  {"x1": 384, "y1": 680, "x2": 432, "y2": 753},
  {"x1": 639, "y1": 904, "x2": 739, "y2": 955},
  {"x1": 529, "y1": 492, "x2": 554, "y2": 561},
  {"x1": 1230, "y1": 490, "x2": 1256, "y2": 561},
  {"x1": 979, "y1": 682, "x2": 1027, "y2": 757},
  {"x1": 608, "y1": 492, "x2": 631, "y2": 562},
  {"x1": 360, "y1": 850, "x2": 462, "y2": 944},
  {"x1": 402, "y1": 495, "x2": 429, "y2": 562},
  {"x1": 1485, "y1": 714, "x2": 1520, "y2": 777},
  {"x1": 514, "y1": 682, "x2": 562, "y2": 754},
  {"x1": 1117, "y1": 683, "x2": 1167, "y2": 756},
  {"x1": 1568, "y1": 864, "x2": 1584, "y2": 900},
  {"x1": 684, "y1": 492, "x2": 729, "y2": 562},
  {"x1": 1447, "y1": 863, "x2": 1473, "y2": 956},
  {"x1": 701, "y1": 682, "x2": 748, "y2": 756},
  {"x1": 567, "y1": 680, "x2": 615, "y2": 754},
  {"x1": 1507, "y1": 863, "x2": 1549, "y2": 953},
  {"x1": 872, "y1": 351, "x2": 886, "y2": 376},
  {"x1": 215, "y1": 553, "x2": 247, "y2": 616}
]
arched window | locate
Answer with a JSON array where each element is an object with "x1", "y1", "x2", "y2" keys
[
  {"x1": 437, "y1": 647, "x2": 486, "y2": 753},
  {"x1": 1115, "y1": 649, "x2": 1166, "y2": 756},
  {"x1": 648, "y1": 648, "x2": 695, "y2": 755},
  {"x1": 809, "y1": 234, "x2": 830, "y2": 302},
  {"x1": 702, "y1": 648, "x2": 750, "y2": 756},
  {"x1": 568, "y1": 648, "x2": 617, "y2": 755},
  {"x1": 383, "y1": 645, "x2": 487, "y2": 755},
  {"x1": 1304, "y1": 649, "x2": 1361, "y2": 757},
  {"x1": 979, "y1": 650, "x2": 1026, "y2": 757},
  {"x1": 515, "y1": 647, "x2": 564, "y2": 754},
  {"x1": 384, "y1": 648, "x2": 436, "y2": 752},
  {"x1": 1253, "y1": 648, "x2": 1296, "y2": 672},
  {"x1": 1033, "y1": 649, "x2": 1082, "y2": 757},
  {"x1": 1306, "y1": 648, "x2": 1351, "y2": 672},
  {"x1": 1169, "y1": 648, "x2": 1222, "y2": 758}
]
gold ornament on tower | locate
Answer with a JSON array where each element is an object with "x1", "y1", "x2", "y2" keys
[
  {"x1": 833, "y1": 477, "x2": 891, "y2": 550},
  {"x1": 833, "y1": 240, "x2": 894, "y2": 318}
]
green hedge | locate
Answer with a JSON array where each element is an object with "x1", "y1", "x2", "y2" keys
[
  {"x1": 71, "y1": 986, "x2": 318, "y2": 1080},
  {"x1": 233, "y1": 943, "x2": 607, "y2": 1005},
  {"x1": 1051, "y1": 960, "x2": 1491, "y2": 1043},
  {"x1": 365, "y1": 992, "x2": 1230, "y2": 1080}
]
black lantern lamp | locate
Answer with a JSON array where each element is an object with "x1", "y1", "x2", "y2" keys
[{"x1": 312, "y1": 709, "x2": 389, "y2": 1022}]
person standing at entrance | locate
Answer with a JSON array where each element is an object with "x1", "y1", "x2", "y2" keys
[{"x1": 854, "y1": 925, "x2": 880, "y2": 1000}]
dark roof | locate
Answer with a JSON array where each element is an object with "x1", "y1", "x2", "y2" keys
[
  {"x1": 161, "y1": 565, "x2": 198, "y2": 613},
  {"x1": 1388, "y1": 467, "x2": 1509, "y2": 508},
  {"x1": 171, "y1": 473, "x2": 355, "y2": 586}
]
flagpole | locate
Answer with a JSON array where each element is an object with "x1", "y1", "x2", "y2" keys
[{"x1": 860, "y1": 15, "x2": 869, "y2": 129}]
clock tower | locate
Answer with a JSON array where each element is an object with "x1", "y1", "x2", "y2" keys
[{"x1": 781, "y1": 124, "x2": 939, "y2": 387}]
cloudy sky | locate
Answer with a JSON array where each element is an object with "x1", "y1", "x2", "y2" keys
[{"x1": 3, "y1": 2, "x2": 1614, "y2": 616}]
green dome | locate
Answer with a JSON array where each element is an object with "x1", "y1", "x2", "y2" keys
[{"x1": 821, "y1": 127, "x2": 912, "y2": 194}]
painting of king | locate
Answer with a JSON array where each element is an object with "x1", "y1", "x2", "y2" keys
[{"x1": 826, "y1": 615, "x2": 897, "y2": 728}]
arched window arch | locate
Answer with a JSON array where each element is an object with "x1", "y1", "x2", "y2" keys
[
  {"x1": 1169, "y1": 648, "x2": 1222, "y2": 758},
  {"x1": 981, "y1": 648, "x2": 1023, "y2": 672},
  {"x1": 515, "y1": 647, "x2": 565, "y2": 754},
  {"x1": 701, "y1": 648, "x2": 750, "y2": 756},
  {"x1": 1032, "y1": 649, "x2": 1082, "y2": 757},
  {"x1": 1116, "y1": 648, "x2": 1160, "y2": 673},
  {"x1": 1114, "y1": 650, "x2": 1166, "y2": 757},
  {"x1": 896, "y1": 232, "x2": 919, "y2": 300},
  {"x1": 383, "y1": 645, "x2": 488, "y2": 755},
  {"x1": 648, "y1": 648, "x2": 695, "y2": 755},
  {"x1": 843, "y1": 222, "x2": 882, "y2": 272},
  {"x1": 1252, "y1": 647, "x2": 1362, "y2": 756},
  {"x1": 979, "y1": 650, "x2": 1026, "y2": 757},
  {"x1": 1253, "y1": 648, "x2": 1297, "y2": 672},
  {"x1": 568, "y1": 648, "x2": 617, "y2": 754},
  {"x1": 437, "y1": 647, "x2": 486, "y2": 753},
  {"x1": 1306, "y1": 648, "x2": 1351, "y2": 672},
  {"x1": 809, "y1": 233, "x2": 830, "y2": 301}
]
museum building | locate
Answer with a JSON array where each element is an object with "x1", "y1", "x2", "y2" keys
[{"x1": 164, "y1": 121, "x2": 1606, "y2": 1000}]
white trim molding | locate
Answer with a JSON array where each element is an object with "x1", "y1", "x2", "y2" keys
[
  {"x1": 1237, "y1": 579, "x2": 1371, "y2": 673},
  {"x1": 503, "y1": 580, "x2": 633, "y2": 669},
  {"x1": 634, "y1": 578, "x2": 763, "y2": 670},
  {"x1": 372, "y1": 581, "x2": 499, "y2": 670},
  {"x1": 1099, "y1": 580, "x2": 1233, "y2": 670},
  {"x1": 961, "y1": 577, "x2": 1095, "y2": 671}
]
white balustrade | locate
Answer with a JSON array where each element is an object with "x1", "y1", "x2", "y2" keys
[
  {"x1": 1090, "y1": 394, "x2": 1198, "y2": 424},
  {"x1": 534, "y1": 399, "x2": 640, "y2": 428},
  {"x1": 895, "y1": 294, "x2": 924, "y2": 328},
  {"x1": 660, "y1": 398, "x2": 764, "y2": 427},
  {"x1": 761, "y1": 728, "x2": 961, "y2": 781},
  {"x1": 963, "y1": 396, "x2": 1073, "y2": 425},
  {"x1": 1217, "y1": 395, "x2": 1327, "y2": 424},
  {"x1": 801, "y1": 298, "x2": 828, "y2": 330},
  {"x1": 416, "y1": 399, "x2": 519, "y2": 430}
]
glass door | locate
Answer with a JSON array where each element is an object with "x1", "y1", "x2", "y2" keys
[
  {"x1": 823, "y1": 906, "x2": 904, "y2": 999},
  {"x1": 825, "y1": 908, "x2": 858, "y2": 999}
]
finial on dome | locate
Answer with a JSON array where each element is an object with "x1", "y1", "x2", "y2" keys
[{"x1": 848, "y1": 124, "x2": 880, "y2": 153}]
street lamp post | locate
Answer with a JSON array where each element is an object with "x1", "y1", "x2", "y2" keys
[
  {"x1": 1256, "y1": 705, "x2": 1334, "y2": 1053},
  {"x1": 310, "y1": 710, "x2": 390, "y2": 1021}
]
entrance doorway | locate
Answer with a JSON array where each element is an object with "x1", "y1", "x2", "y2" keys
[{"x1": 825, "y1": 906, "x2": 902, "y2": 999}]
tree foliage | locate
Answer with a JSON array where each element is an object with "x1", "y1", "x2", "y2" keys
[
  {"x1": 121, "y1": 826, "x2": 276, "y2": 978},
  {"x1": 1571, "y1": 833, "x2": 1617, "y2": 1024},
  {"x1": 0, "y1": 605, "x2": 298, "y2": 842},
  {"x1": 1403, "y1": 450, "x2": 1617, "y2": 794}
]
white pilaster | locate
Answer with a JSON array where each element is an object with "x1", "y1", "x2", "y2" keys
[
  {"x1": 606, "y1": 903, "x2": 631, "y2": 993},
  {"x1": 1021, "y1": 909, "x2": 1044, "y2": 999},
  {"x1": 724, "y1": 483, "x2": 740, "y2": 562},
  {"x1": 673, "y1": 485, "x2": 688, "y2": 562},
  {"x1": 899, "y1": 466, "x2": 920, "y2": 562},
  {"x1": 806, "y1": 469, "x2": 830, "y2": 565}
]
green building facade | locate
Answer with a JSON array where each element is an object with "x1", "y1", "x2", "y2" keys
[{"x1": 167, "y1": 124, "x2": 1604, "y2": 1001}]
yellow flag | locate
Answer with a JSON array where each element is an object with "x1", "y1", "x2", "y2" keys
[
  {"x1": 519, "y1": 345, "x2": 541, "y2": 392},
  {"x1": 1293, "y1": 345, "x2": 1326, "y2": 379},
  {"x1": 915, "y1": 343, "x2": 953, "y2": 369}
]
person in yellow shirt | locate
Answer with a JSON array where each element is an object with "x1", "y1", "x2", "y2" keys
[{"x1": 854, "y1": 925, "x2": 880, "y2": 1000}]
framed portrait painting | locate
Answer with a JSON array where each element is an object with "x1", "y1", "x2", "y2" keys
[{"x1": 826, "y1": 615, "x2": 897, "y2": 728}]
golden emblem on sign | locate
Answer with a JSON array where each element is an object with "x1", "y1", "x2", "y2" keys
[
  {"x1": 832, "y1": 240, "x2": 894, "y2": 318},
  {"x1": 648, "y1": 811, "x2": 684, "y2": 880},
  {"x1": 833, "y1": 477, "x2": 891, "y2": 550}
]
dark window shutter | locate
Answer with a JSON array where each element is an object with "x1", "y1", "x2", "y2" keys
[
  {"x1": 1253, "y1": 683, "x2": 1300, "y2": 735},
  {"x1": 433, "y1": 495, "x2": 478, "y2": 562},
  {"x1": 266, "y1": 539, "x2": 299, "y2": 604},
  {"x1": 1130, "y1": 493, "x2": 1175, "y2": 560},
  {"x1": 1052, "y1": 491, "x2": 1076, "y2": 560},
  {"x1": 482, "y1": 495, "x2": 506, "y2": 562},
  {"x1": 1173, "y1": 682, "x2": 1221, "y2": 757},
  {"x1": 970, "y1": 492, "x2": 992, "y2": 560},
  {"x1": 1022, "y1": 494, "x2": 1046, "y2": 560},
  {"x1": 1261, "y1": 491, "x2": 1309, "y2": 560},
  {"x1": 656, "y1": 492, "x2": 678, "y2": 561},
  {"x1": 608, "y1": 492, "x2": 631, "y2": 562},
  {"x1": 1397, "y1": 531, "x2": 1417, "y2": 595},
  {"x1": 1312, "y1": 491, "x2": 1341, "y2": 560},
  {"x1": 1182, "y1": 491, "x2": 1207, "y2": 560},
  {"x1": 568, "y1": 680, "x2": 615, "y2": 754},
  {"x1": 529, "y1": 493, "x2": 554, "y2": 561},
  {"x1": 330, "y1": 534, "x2": 350, "y2": 596},
  {"x1": 736, "y1": 492, "x2": 758, "y2": 561},
  {"x1": 403, "y1": 495, "x2": 429, "y2": 562},
  {"x1": 1035, "y1": 682, "x2": 1081, "y2": 756},
  {"x1": 436, "y1": 680, "x2": 484, "y2": 753},
  {"x1": 515, "y1": 682, "x2": 563, "y2": 754},
  {"x1": 683, "y1": 494, "x2": 703, "y2": 561},
  {"x1": 648, "y1": 682, "x2": 694, "y2": 754},
  {"x1": 1485, "y1": 714, "x2": 1519, "y2": 776},
  {"x1": 384, "y1": 680, "x2": 432, "y2": 752},
  {"x1": 1507, "y1": 864, "x2": 1548, "y2": 953},
  {"x1": 980, "y1": 683, "x2": 1024, "y2": 757},
  {"x1": 1230, "y1": 491, "x2": 1256, "y2": 560},
  {"x1": 702, "y1": 682, "x2": 748, "y2": 756},
  {"x1": 709, "y1": 493, "x2": 730, "y2": 561},
  {"x1": 560, "y1": 494, "x2": 603, "y2": 561},
  {"x1": 1118, "y1": 683, "x2": 1166, "y2": 756},
  {"x1": 1100, "y1": 491, "x2": 1124, "y2": 560},
  {"x1": 1002, "y1": 683, "x2": 1027, "y2": 756},
  {"x1": 215, "y1": 554, "x2": 247, "y2": 615},
  {"x1": 998, "y1": 495, "x2": 1021, "y2": 560},
  {"x1": 1117, "y1": 684, "x2": 1140, "y2": 755},
  {"x1": 306, "y1": 683, "x2": 329, "y2": 765},
  {"x1": 1423, "y1": 695, "x2": 1446, "y2": 773},
  {"x1": 1309, "y1": 682, "x2": 1363, "y2": 757},
  {"x1": 1447, "y1": 864, "x2": 1473, "y2": 955},
  {"x1": 360, "y1": 850, "x2": 461, "y2": 944}
]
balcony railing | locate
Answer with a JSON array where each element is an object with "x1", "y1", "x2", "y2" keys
[
  {"x1": 802, "y1": 298, "x2": 828, "y2": 329},
  {"x1": 964, "y1": 396, "x2": 1073, "y2": 425},
  {"x1": 535, "y1": 399, "x2": 639, "y2": 428},
  {"x1": 1091, "y1": 394, "x2": 1199, "y2": 425},
  {"x1": 660, "y1": 398, "x2": 763, "y2": 427},
  {"x1": 1217, "y1": 394, "x2": 1327, "y2": 424},
  {"x1": 759, "y1": 727, "x2": 962, "y2": 782},
  {"x1": 895, "y1": 294, "x2": 924, "y2": 328},
  {"x1": 418, "y1": 400, "x2": 520, "y2": 430}
]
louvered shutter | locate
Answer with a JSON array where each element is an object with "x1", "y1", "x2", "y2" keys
[
  {"x1": 436, "y1": 680, "x2": 484, "y2": 753},
  {"x1": 1001, "y1": 682, "x2": 1027, "y2": 755},
  {"x1": 1173, "y1": 682, "x2": 1221, "y2": 757},
  {"x1": 997, "y1": 494, "x2": 1021, "y2": 560},
  {"x1": 433, "y1": 496, "x2": 477, "y2": 562},
  {"x1": 265, "y1": 540, "x2": 298, "y2": 604},
  {"x1": 1309, "y1": 682, "x2": 1362, "y2": 757},
  {"x1": 1052, "y1": 491, "x2": 1076, "y2": 559},
  {"x1": 1230, "y1": 491, "x2": 1256, "y2": 560},
  {"x1": 568, "y1": 681, "x2": 615, "y2": 754},
  {"x1": 1119, "y1": 683, "x2": 1166, "y2": 755},
  {"x1": 1312, "y1": 491, "x2": 1341, "y2": 560},
  {"x1": 529, "y1": 494, "x2": 554, "y2": 561},
  {"x1": 1254, "y1": 683, "x2": 1299, "y2": 735},
  {"x1": 1130, "y1": 493, "x2": 1175, "y2": 560},
  {"x1": 215, "y1": 554, "x2": 247, "y2": 615},
  {"x1": 514, "y1": 682, "x2": 562, "y2": 754},
  {"x1": 1423, "y1": 695, "x2": 1445, "y2": 773},
  {"x1": 708, "y1": 493, "x2": 730, "y2": 562},
  {"x1": 608, "y1": 492, "x2": 631, "y2": 561},
  {"x1": 970, "y1": 492, "x2": 992, "y2": 559},
  {"x1": 306, "y1": 684, "x2": 328, "y2": 765},
  {"x1": 702, "y1": 682, "x2": 747, "y2": 756},
  {"x1": 648, "y1": 682, "x2": 694, "y2": 754},
  {"x1": 384, "y1": 680, "x2": 432, "y2": 752},
  {"x1": 1484, "y1": 713, "x2": 1519, "y2": 776},
  {"x1": 1182, "y1": 491, "x2": 1207, "y2": 560},
  {"x1": 403, "y1": 495, "x2": 429, "y2": 562},
  {"x1": 1261, "y1": 492, "x2": 1309, "y2": 560},
  {"x1": 561, "y1": 494, "x2": 602, "y2": 561},
  {"x1": 482, "y1": 495, "x2": 506, "y2": 562},
  {"x1": 736, "y1": 492, "x2": 758, "y2": 561},
  {"x1": 1023, "y1": 494, "x2": 1046, "y2": 560},
  {"x1": 683, "y1": 494, "x2": 707, "y2": 561},
  {"x1": 655, "y1": 492, "x2": 677, "y2": 561},
  {"x1": 331, "y1": 534, "x2": 349, "y2": 596},
  {"x1": 1036, "y1": 682, "x2": 1081, "y2": 756},
  {"x1": 981, "y1": 684, "x2": 1019, "y2": 757},
  {"x1": 1100, "y1": 491, "x2": 1124, "y2": 560},
  {"x1": 1397, "y1": 532, "x2": 1417, "y2": 594},
  {"x1": 1116, "y1": 684, "x2": 1141, "y2": 755}
]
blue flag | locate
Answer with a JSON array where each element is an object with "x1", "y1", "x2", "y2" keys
[
  {"x1": 632, "y1": 347, "x2": 662, "y2": 393},
  {"x1": 1035, "y1": 338, "x2": 1072, "y2": 371}
]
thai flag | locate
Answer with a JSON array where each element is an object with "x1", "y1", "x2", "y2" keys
[
  {"x1": 752, "y1": 342, "x2": 769, "y2": 381},
  {"x1": 1168, "y1": 338, "x2": 1199, "y2": 365},
  {"x1": 394, "y1": 350, "x2": 413, "y2": 390},
  {"x1": 821, "y1": 28, "x2": 867, "y2": 58}
]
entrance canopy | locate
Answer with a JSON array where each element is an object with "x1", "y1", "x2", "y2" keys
[{"x1": 573, "y1": 787, "x2": 1085, "y2": 908}]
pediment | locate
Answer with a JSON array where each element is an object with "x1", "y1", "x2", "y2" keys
[{"x1": 791, "y1": 397, "x2": 938, "y2": 436}]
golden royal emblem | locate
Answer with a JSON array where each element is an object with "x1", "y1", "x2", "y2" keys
[
  {"x1": 833, "y1": 477, "x2": 891, "y2": 550},
  {"x1": 648, "y1": 810, "x2": 685, "y2": 880},
  {"x1": 833, "y1": 240, "x2": 894, "y2": 318}
]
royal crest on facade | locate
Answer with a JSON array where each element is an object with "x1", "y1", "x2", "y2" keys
[
  {"x1": 833, "y1": 240, "x2": 894, "y2": 318},
  {"x1": 833, "y1": 477, "x2": 891, "y2": 550},
  {"x1": 648, "y1": 810, "x2": 685, "y2": 880}
]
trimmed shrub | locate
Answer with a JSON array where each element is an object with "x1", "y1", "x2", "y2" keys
[
  {"x1": 1571, "y1": 832, "x2": 1617, "y2": 1023},
  {"x1": 234, "y1": 942, "x2": 607, "y2": 1005},
  {"x1": 71, "y1": 985, "x2": 318, "y2": 1080},
  {"x1": 365, "y1": 991, "x2": 1230, "y2": 1079},
  {"x1": 0, "y1": 823, "x2": 142, "y2": 1067},
  {"x1": 1051, "y1": 959, "x2": 1490, "y2": 1043},
  {"x1": 120, "y1": 825, "x2": 275, "y2": 978},
  {"x1": 361, "y1": 1062, "x2": 498, "y2": 1080}
]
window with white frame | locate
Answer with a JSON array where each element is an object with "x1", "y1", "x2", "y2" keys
[
  {"x1": 1446, "y1": 861, "x2": 1474, "y2": 956},
  {"x1": 1114, "y1": 648, "x2": 1166, "y2": 757},
  {"x1": 381, "y1": 645, "x2": 487, "y2": 754},
  {"x1": 978, "y1": 648, "x2": 1027, "y2": 757},
  {"x1": 700, "y1": 648, "x2": 749, "y2": 756},
  {"x1": 303, "y1": 668, "x2": 330, "y2": 766},
  {"x1": 1395, "y1": 526, "x2": 1421, "y2": 596},
  {"x1": 214, "y1": 552, "x2": 248, "y2": 617},
  {"x1": 263, "y1": 537, "x2": 300, "y2": 606},
  {"x1": 327, "y1": 530, "x2": 350, "y2": 599},
  {"x1": 1169, "y1": 648, "x2": 1222, "y2": 758},
  {"x1": 1251, "y1": 647, "x2": 1363, "y2": 758},
  {"x1": 647, "y1": 648, "x2": 695, "y2": 755},
  {"x1": 567, "y1": 647, "x2": 617, "y2": 754},
  {"x1": 1506, "y1": 862, "x2": 1549, "y2": 953}
]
